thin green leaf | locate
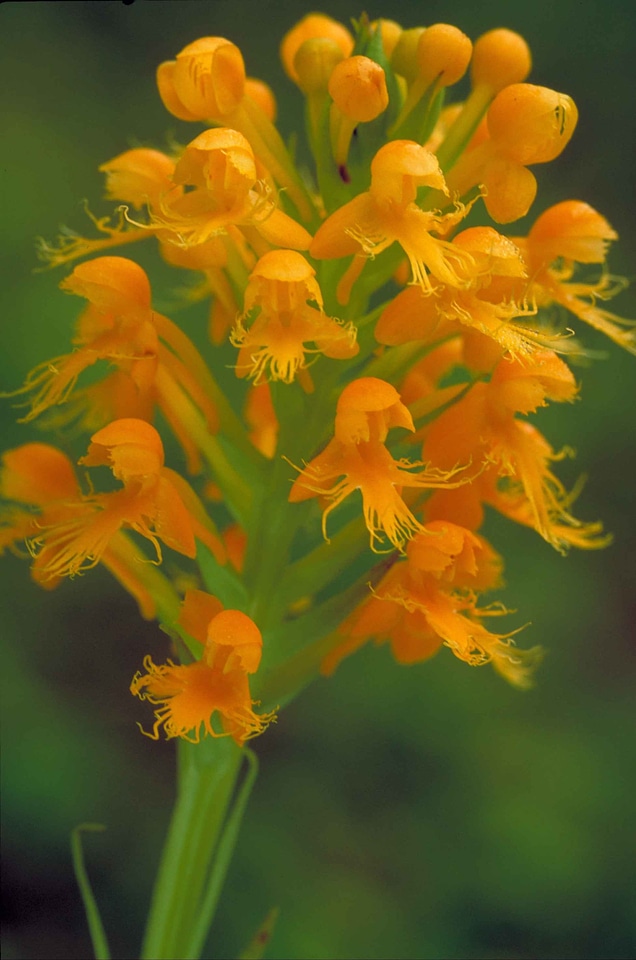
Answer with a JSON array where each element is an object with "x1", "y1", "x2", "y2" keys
[{"x1": 70, "y1": 823, "x2": 111, "y2": 960}]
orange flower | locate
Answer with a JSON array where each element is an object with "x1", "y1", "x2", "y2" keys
[
  {"x1": 511, "y1": 201, "x2": 636, "y2": 354},
  {"x1": 14, "y1": 256, "x2": 220, "y2": 474},
  {"x1": 444, "y1": 84, "x2": 578, "y2": 222},
  {"x1": 37, "y1": 148, "x2": 181, "y2": 267},
  {"x1": 324, "y1": 521, "x2": 539, "y2": 686},
  {"x1": 231, "y1": 250, "x2": 358, "y2": 386},
  {"x1": 289, "y1": 377, "x2": 464, "y2": 552},
  {"x1": 422, "y1": 351, "x2": 607, "y2": 550},
  {"x1": 157, "y1": 37, "x2": 312, "y2": 219},
  {"x1": 310, "y1": 140, "x2": 476, "y2": 295},
  {"x1": 0, "y1": 443, "x2": 82, "y2": 572},
  {"x1": 146, "y1": 128, "x2": 312, "y2": 252},
  {"x1": 0, "y1": 441, "x2": 169, "y2": 617},
  {"x1": 376, "y1": 226, "x2": 547, "y2": 359},
  {"x1": 30, "y1": 419, "x2": 225, "y2": 581},
  {"x1": 131, "y1": 589, "x2": 274, "y2": 744}
]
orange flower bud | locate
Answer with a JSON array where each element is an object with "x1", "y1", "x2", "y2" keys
[
  {"x1": 328, "y1": 56, "x2": 389, "y2": 122},
  {"x1": 156, "y1": 37, "x2": 245, "y2": 121},
  {"x1": 245, "y1": 77, "x2": 277, "y2": 121},
  {"x1": 487, "y1": 83, "x2": 578, "y2": 165},
  {"x1": 471, "y1": 28, "x2": 532, "y2": 93},
  {"x1": 280, "y1": 13, "x2": 353, "y2": 84},
  {"x1": 416, "y1": 24, "x2": 472, "y2": 88},
  {"x1": 294, "y1": 37, "x2": 345, "y2": 95}
]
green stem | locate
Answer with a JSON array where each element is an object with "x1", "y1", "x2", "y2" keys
[
  {"x1": 182, "y1": 750, "x2": 259, "y2": 959},
  {"x1": 156, "y1": 368, "x2": 257, "y2": 524},
  {"x1": 255, "y1": 575, "x2": 374, "y2": 708},
  {"x1": 281, "y1": 515, "x2": 369, "y2": 606},
  {"x1": 435, "y1": 84, "x2": 493, "y2": 173},
  {"x1": 140, "y1": 737, "x2": 244, "y2": 960}
]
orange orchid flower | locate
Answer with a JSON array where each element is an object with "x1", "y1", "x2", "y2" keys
[
  {"x1": 29, "y1": 419, "x2": 225, "y2": 582},
  {"x1": 376, "y1": 226, "x2": 550, "y2": 360},
  {"x1": 511, "y1": 201, "x2": 636, "y2": 354},
  {"x1": 422, "y1": 351, "x2": 608, "y2": 550},
  {"x1": 231, "y1": 249, "x2": 358, "y2": 387},
  {"x1": 444, "y1": 83, "x2": 578, "y2": 223},
  {"x1": 131, "y1": 588, "x2": 274, "y2": 744},
  {"x1": 289, "y1": 377, "x2": 465, "y2": 552},
  {"x1": 324, "y1": 521, "x2": 539, "y2": 686},
  {"x1": 310, "y1": 140, "x2": 476, "y2": 297},
  {"x1": 143, "y1": 128, "x2": 312, "y2": 252},
  {"x1": 0, "y1": 441, "x2": 173, "y2": 618},
  {"x1": 157, "y1": 37, "x2": 312, "y2": 219},
  {"x1": 13, "y1": 257, "x2": 221, "y2": 474}
]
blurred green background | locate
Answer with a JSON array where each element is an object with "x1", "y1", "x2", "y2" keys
[{"x1": 1, "y1": 2, "x2": 635, "y2": 958}]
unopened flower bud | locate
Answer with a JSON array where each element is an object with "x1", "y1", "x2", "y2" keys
[
  {"x1": 471, "y1": 29, "x2": 532, "y2": 93},
  {"x1": 294, "y1": 38, "x2": 345, "y2": 95},
  {"x1": 329, "y1": 56, "x2": 389, "y2": 170},
  {"x1": 487, "y1": 83, "x2": 578, "y2": 164},
  {"x1": 329, "y1": 56, "x2": 389, "y2": 122},
  {"x1": 157, "y1": 37, "x2": 245, "y2": 121},
  {"x1": 281, "y1": 13, "x2": 353, "y2": 85},
  {"x1": 417, "y1": 24, "x2": 472, "y2": 88}
]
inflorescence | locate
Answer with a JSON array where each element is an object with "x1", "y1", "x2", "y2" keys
[{"x1": 2, "y1": 14, "x2": 632, "y2": 742}]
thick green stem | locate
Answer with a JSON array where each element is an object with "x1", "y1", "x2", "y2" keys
[{"x1": 140, "y1": 737, "x2": 244, "y2": 960}]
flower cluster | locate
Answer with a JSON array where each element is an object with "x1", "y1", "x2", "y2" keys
[{"x1": 3, "y1": 13, "x2": 631, "y2": 741}]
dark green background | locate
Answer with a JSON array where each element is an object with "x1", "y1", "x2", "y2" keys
[{"x1": 1, "y1": 2, "x2": 635, "y2": 958}]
